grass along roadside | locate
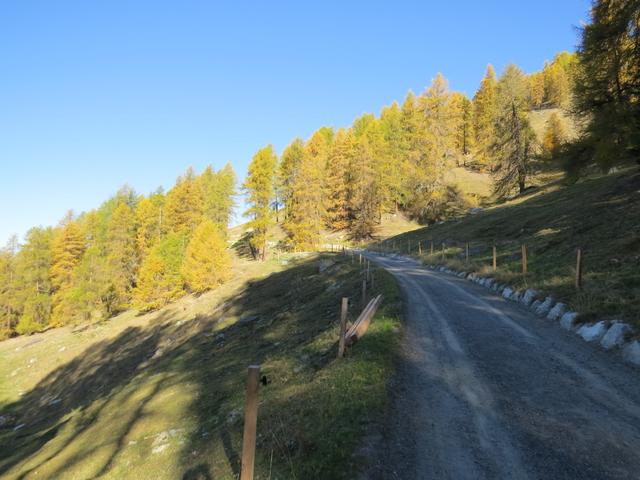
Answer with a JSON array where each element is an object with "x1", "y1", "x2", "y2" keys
[
  {"x1": 373, "y1": 168, "x2": 640, "y2": 328},
  {"x1": 0, "y1": 253, "x2": 401, "y2": 479}
]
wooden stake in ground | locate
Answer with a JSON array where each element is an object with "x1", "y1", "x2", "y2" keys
[
  {"x1": 522, "y1": 244, "x2": 528, "y2": 275},
  {"x1": 362, "y1": 278, "x2": 367, "y2": 310},
  {"x1": 430, "y1": 241, "x2": 434, "y2": 256},
  {"x1": 338, "y1": 297, "x2": 348, "y2": 358},
  {"x1": 492, "y1": 245, "x2": 497, "y2": 272},
  {"x1": 240, "y1": 365, "x2": 261, "y2": 480},
  {"x1": 359, "y1": 254, "x2": 362, "y2": 265},
  {"x1": 418, "y1": 241, "x2": 422, "y2": 255},
  {"x1": 576, "y1": 247, "x2": 583, "y2": 290},
  {"x1": 466, "y1": 243, "x2": 469, "y2": 263}
]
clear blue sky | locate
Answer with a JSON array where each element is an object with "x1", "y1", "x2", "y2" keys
[{"x1": 0, "y1": 0, "x2": 590, "y2": 245}]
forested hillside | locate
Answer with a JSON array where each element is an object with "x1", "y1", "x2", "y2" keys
[
  {"x1": 1, "y1": 0, "x2": 638, "y2": 340},
  {"x1": 241, "y1": 52, "x2": 578, "y2": 258},
  {"x1": 0, "y1": 165, "x2": 236, "y2": 338}
]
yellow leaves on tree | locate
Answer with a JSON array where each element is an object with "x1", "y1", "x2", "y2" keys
[
  {"x1": 243, "y1": 145, "x2": 277, "y2": 260},
  {"x1": 165, "y1": 167, "x2": 204, "y2": 235},
  {"x1": 543, "y1": 112, "x2": 567, "y2": 158},
  {"x1": 181, "y1": 220, "x2": 230, "y2": 293},
  {"x1": 50, "y1": 218, "x2": 85, "y2": 325},
  {"x1": 132, "y1": 233, "x2": 185, "y2": 311}
]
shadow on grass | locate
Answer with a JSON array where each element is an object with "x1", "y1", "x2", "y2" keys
[{"x1": 0, "y1": 254, "x2": 393, "y2": 479}]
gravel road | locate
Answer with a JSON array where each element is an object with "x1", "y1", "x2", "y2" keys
[{"x1": 366, "y1": 253, "x2": 640, "y2": 480}]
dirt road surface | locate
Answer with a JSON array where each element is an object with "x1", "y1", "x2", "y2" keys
[{"x1": 366, "y1": 253, "x2": 640, "y2": 480}]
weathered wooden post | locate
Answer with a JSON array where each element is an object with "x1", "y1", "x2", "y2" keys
[
  {"x1": 359, "y1": 253, "x2": 362, "y2": 265},
  {"x1": 492, "y1": 245, "x2": 497, "y2": 272},
  {"x1": 240, "y1": 365, "x2": 261, "y2": 480},
  {"x1": 521, "y1": 244, "x2": 528, "y2": 275},
  {"x1": 576, "y1": 248, "x2": 583, "y2": 290},
  {"x1": 430, "y1": 241, "x2": 434, "y2": 256},
  {"x1": 362, "y1": 279, "x2": 367, "y2": 310},
  {"x1": 338, "y1": 297, "x2": 348, "y2": 358},
  {"x1": 418, "y1": 240, "x2": 422, "y2": 255}
]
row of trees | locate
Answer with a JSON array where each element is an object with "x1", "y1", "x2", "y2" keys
[
  {"x1": 242, "y1": 54, "x2": 577, "y2": 256},
  {"x1": 0, "y1": 165, "x2": 236, "y2": 338}
]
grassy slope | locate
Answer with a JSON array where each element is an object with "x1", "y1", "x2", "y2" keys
[
  {"x1": 379, "y1": 168, "x2": 640, "y2": 327},
  {"x1": 0, "y1": 254, "x2": 401, "y2": 479},
  {"x1": 529, "y1": 107, "x2": 580, "y2": 142}
]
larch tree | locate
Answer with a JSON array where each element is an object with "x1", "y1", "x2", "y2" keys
[
  {"x1": 284, "y1": 128, "x2": 333, "y2": 250},
  {"x1": 181, "y1": 220, "x2": 231, "y2": 293},
  {"x1": 325, "y1": 128, "x2": 355, "y2": 230},
  {"x1": 348, "y1": 133, "x2": 379, "y2": 240},
  {"x1": 277, "y1": 138, "x2": 305, "y2": 223},
  {"x1": 243, "y1": 145, "x2": 277, "y2": 260},
  {"x1": 379, "y1": 101, "x2": 409, "y2": 211},
  {"x1": 15, "y1": 227, "x2": 54, "y2": 334},
  {"x1": 450, "y1": 92, "x2": 474, "y2": 162},
  {"x1": 50, "y1": 216, "x2": 86, "y2": 326},
  {"x1": 165, "y1": 167, "x2": 204, "y2": 236},
  {"x1": 405, "y1": 74, "x2": 455, "y2": 223},
  {"x1": 133, "y1": 232, "x2": 186, "y2": 311},
  {"x1": 199, "y1": 163, "x2": 236, "y2": 233},
  {"x1": 570, "y1": 0, "x2": 640, "y2": 172},
  {"x1": 105, "y1": 201, "x2": 138, "y2": 308},
  {"x1": 0, "y1": 237, "x2": 19, "y2": 337},
  {"x1": 528, "y1": 72, "x2": 546, "y2": 109},
  {"x1": 473, "y1": 65, "x2": 498, "y2": 165},
  {"x1": 491, "y1": 64, "x2": 537, "y2": 197},
  {"x1": 348, "y1": 114, "x2": 387, "y2": 238},
  {"x1": 136, "y1": 192, "x2": 165, "y2": 256},
  {"x1": 543, "y1": 112, "x2": 568, "y2": 158}
]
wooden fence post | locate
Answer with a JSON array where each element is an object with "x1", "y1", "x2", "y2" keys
[
  {"x1": 362, "y1": 279, "x2": 367, "y2": 310},
  {"x1": 240, "y1": 365, "x2": 261, "y2": 480},
  {"x1": 576, "y1": 248, "x2": 583, "y2": 290},
  {"x1": 338, "y1": 298, "x2": 348, "y2": 358},
  {"x1": 492, "y1": 245, "x2": 497, "y2": 272},
  {"x1": 430, "y1": 241, "x2": 434, "y2": 256},
  {"x1": 418, "y1": 241, "x2": 422, "y2": 255},
  {"x1": 522, "y1": 244, "x2": 528, "y2": 275}
]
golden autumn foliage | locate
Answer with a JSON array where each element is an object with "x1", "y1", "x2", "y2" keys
[{"x1": 181, "y1": 220, "x2": 231, "y2": 293}]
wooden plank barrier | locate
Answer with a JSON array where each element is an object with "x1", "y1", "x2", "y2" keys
[{"x1": 345, "y1": 294, "x2": 383, "y2": 345}]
